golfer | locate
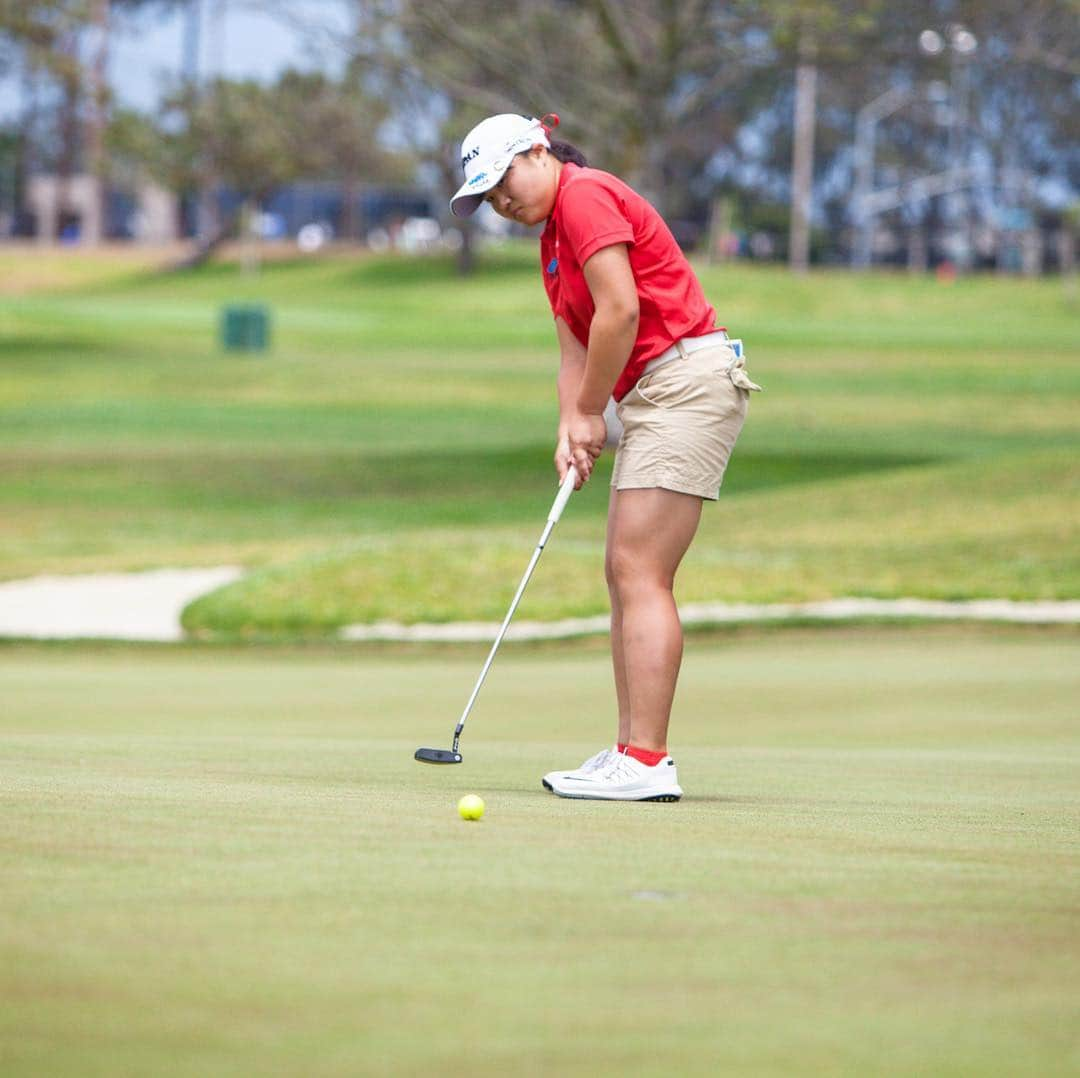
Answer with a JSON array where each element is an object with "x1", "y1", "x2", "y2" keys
[{"x1": 451, "y1": 113, "x2": 760, "y2": 802}]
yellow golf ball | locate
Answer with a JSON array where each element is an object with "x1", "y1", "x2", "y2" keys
[{"x1": 458, "y1": 794, "x2": 485, "y2": 821}]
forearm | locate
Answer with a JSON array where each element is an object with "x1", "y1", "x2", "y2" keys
[
  {"x1": 557, "y1": 360, "x2": 585, "y2": 437},
  {"x1": 555, "y1": 316, "x2": 588, "y2": 439},
  {"x1": 576, "y1": 305, "x2": 638, "y2": 414},
  {"x1": 555, "y1": 342, "x2": 588, "y2": 485}
]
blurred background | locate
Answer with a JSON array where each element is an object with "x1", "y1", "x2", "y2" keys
[
  {"x1": 1, "y1": 1, "x2": 1078, "y2": 637},
  {"x1": 2, "y1": 8, "x2": 1079, "y2": 1074},
  {"x1": 1, "y1": 0, "x2": 1077, "y2": 274}
]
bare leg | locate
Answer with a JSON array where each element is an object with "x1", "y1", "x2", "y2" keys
[
  {"x1": 605, "y1": 487, "x2": 632, "y2": 746},
  {"x1": 606, "y1": 488, "x2": 703, "y2": 753}
]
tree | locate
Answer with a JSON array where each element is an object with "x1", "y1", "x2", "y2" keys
[
  {"x1": 108, "y1": 67, "x2": 408, "y2": 264},
  {"x1": 0, "y1": 0, "x2": 171, "y2": 241},
  {"x1": 753, "y1": 0, "x2": 889, "y2": 269},
  {"x1": 270, "y1": 68, "x2": 406, "y2": 241},
  {"x1": 0, "y1": 1, "x2": 88, "y2": 182},
  {"x1": 336, "y1": 0, "x2": 768, "y2": 272}
]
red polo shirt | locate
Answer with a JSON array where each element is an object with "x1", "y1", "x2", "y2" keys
[{"x1": 540, "y1": 162, "x2": 719, "y2": 402}]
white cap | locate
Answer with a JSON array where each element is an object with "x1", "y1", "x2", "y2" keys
[{"x1": 450, "y1": 114, "x2": 551, "y2": 218}]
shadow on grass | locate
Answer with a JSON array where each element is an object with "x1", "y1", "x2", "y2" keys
[
  {"x1": 349, "y1": 445, "x2": 938, "y2": 512},
  {"x1": 720, "y1": 450, "x2": 936, "y2": 496},
  {"x1": 1, "y1": 443, "x2": 938, "y2": 536},
  {"x1": 0, "y1": 335, "x2": 100, "y2": 358},
  {"x1": 343, "y1": 248, "x2": 538, "y2": 288}
]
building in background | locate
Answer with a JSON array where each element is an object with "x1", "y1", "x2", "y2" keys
[
  {"x1": 24, "y1": 175, "x2": 178, "y2": 243},
  {"x1": 17, "y1": 176, "x2": 434, "y2": 248}
]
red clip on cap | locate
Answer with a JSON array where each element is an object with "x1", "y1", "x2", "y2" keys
[{"x1": 541, "y1": 113, "x2": 560, "y2": 136}]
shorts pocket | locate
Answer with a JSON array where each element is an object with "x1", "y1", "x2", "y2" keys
[
  {"x1": 635, "y1": 362, "x2": 742, "y2": 412},
  {"x1": 633, "y1": 365, "x2": 695, "y2": 409}
]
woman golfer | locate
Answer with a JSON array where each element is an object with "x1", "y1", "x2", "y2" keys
[{"x1": 450, "y1": 113, "x2": 760, "y2": 802}]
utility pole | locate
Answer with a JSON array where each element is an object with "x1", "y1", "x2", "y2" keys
[
  {"x1": 183, "y1": 0, "x2": 220, "y2": 246},
  {"x1": 182, "y1": 0, "x2": 202, "y2": 81},
  {"x1": 789, "y1": 30, "x2": 817, "y2": 273},
  {"x1": 84, "y1": 0, "x2": 110, "y2": 245}
]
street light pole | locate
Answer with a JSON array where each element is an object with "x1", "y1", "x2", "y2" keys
[
  {"x1": 852, "y1": 85, "x2": 911, "y2": 268},
  {"x1": 852, "y1": 27, "x2": 977, "y2": 271},
  {"x1": 946, "y1": 25, "x2": 978, "y2": 268},
  {"x1": 920, "y1": 25, "x2": 978, "y2": 267}
]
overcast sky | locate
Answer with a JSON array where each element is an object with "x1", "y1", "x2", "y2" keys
[{"x1": 0, "y1": 0, "x2": 352, "y2": 121}]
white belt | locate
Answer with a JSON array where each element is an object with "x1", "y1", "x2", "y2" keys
[
  {"x1": 639, "y1": 329, "x2": 761, "y2": 393},
  {"x1": 642, "y1": 330, "x2": 730, "y2": 377}
]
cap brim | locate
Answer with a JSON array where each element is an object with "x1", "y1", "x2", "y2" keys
[
  {"x1": 449, "y1": 190, "x2": 485, "y2": 218},
  {"x1": 449, "y1": 159, "x2": 512, "y2": 218}
]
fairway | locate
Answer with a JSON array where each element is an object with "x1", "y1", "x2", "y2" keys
[
  {"x1": 3, "y1": 628, "x2": 1077, "y2": 1075},
  {"x1": 2, "y1": 248, "x2": 1078, "y2": 635}
]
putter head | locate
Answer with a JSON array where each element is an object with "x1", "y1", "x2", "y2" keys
[{"x1": 414, "y1": 747, "x2": 463, "y2": 765}]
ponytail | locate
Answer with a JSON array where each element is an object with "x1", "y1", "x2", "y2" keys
[
  {"x1": 548, "y1": 140, "x2": 588, "y2": 168},
  {"x1": 538, "y1": 113, "x2": 587, "y2": 167}
]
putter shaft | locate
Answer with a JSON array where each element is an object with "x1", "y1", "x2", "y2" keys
[{"x1": 451, "y1": 468, "x2": 578, "y2": 752}]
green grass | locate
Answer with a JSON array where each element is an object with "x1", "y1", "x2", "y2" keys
[
  {"x1": 2, "y1": 628, "x2": 1077, "y2": 1075},
  {"x1": 3, "y1": 251, "x2": 1077, "y2": 1073},
  {"x1": 1, "y1": 245, "x2": 1078, "y2": 633}
]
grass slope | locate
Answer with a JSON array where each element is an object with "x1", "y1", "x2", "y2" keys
[{"x1": 0, "y1": 246, "x2": 1077, "y2": 632}]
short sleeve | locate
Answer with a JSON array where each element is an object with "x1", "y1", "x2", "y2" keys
[{"x1": 560, "y1": 178, "x2": 634, "y2": 267}]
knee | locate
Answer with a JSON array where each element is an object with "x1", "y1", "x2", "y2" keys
[
  {"x1": 604, "y1": 549, "x2": 621, "y2": 594},
  {"x1": 606, "y1": 545, "x2": 671, "y2": 600}
]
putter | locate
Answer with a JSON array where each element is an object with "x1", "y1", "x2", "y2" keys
[{"x1": 415, "y1": 466, "x2": 579, "y2": 765}]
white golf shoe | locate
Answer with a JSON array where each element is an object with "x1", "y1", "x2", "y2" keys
[
  {"x1": 542, "y1": 746, "x2": 618, "y2": 792},
  {"x1": 550, "y1": 751, "x2": 682, "y2": 802}
]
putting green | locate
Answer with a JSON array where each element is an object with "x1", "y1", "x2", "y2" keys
[{"x1": 2, "y1": 628, "x2": 1077, "y2": 1075}]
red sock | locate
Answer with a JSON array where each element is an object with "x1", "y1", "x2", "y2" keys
[
  {"x1": 617, "y1": 742, "x2": 629, "y2": 753},
  {"x1": 626, "y1": 744, "x2": 667, "y2": 767}
]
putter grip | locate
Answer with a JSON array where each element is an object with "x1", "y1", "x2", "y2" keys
[{"x1": 548, "y1": 467, "x2": 578, "y2": 524}]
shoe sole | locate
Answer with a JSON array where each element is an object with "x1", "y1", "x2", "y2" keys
[{"x1": 551, "y1": 789, "x2": 682, "y2": 802}]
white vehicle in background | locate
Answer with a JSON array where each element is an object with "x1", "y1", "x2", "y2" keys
[
  {"x1": 367, "y1": 217, "x2": 443, "y2": 253},
  {"x1": 398, "y1": 216, "x2": 441, "y2": 253},
  {"x1": 297, "y1": 221, "x2": 334, "y2": 252}
]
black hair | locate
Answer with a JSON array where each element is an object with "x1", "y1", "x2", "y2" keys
[{"x1": 548, "y1": 140, "x2": 588, "y2": 167}]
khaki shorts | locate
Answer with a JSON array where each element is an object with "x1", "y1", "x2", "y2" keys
[{"x1": 611, "y1": 340, "x2": 757, "y2": 501}]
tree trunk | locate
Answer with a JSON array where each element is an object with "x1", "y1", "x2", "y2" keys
[
  {"x1": 439, "y1": 150, "x2": 475, "y2": 275},
  {"x1": 907, "y1": 225, "x2": 928, "y2": 273},
  {"x1": 55, "y1": 33, "x2": 81, "y2": 243},
  {"x1": 456, "y1": 217, "x2": 475, "y2": 276},
  {"x1": 173, "y1": 205, "x2": 239, "y2": 269},
  {"x1": 341, "y1": 175, "x2": 357, "y2": 241}
]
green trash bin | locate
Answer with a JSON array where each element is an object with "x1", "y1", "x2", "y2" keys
[{"x1": 221, "y1": 304, "x2": 271, "y2": 352}]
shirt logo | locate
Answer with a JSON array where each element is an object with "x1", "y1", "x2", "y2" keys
[{"x1": 547, "y1": 258, "x2": 558, "y2": 274}]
